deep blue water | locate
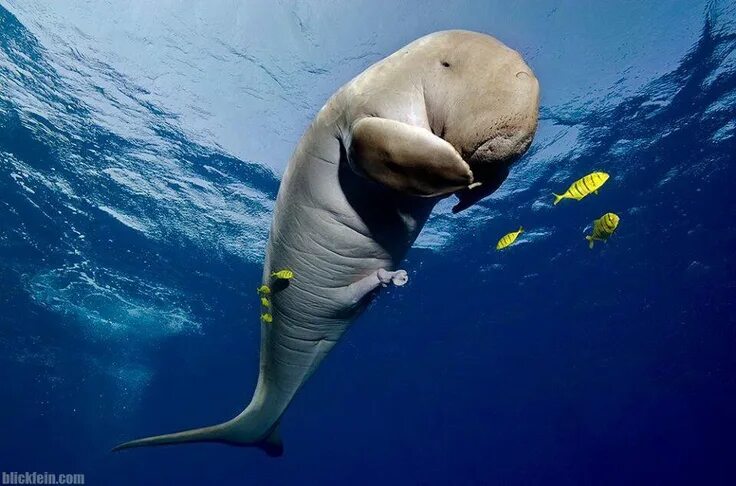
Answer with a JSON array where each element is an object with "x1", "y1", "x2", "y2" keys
[{"x1": 1, "y1": 2, "x2": 736, "y2": 485}]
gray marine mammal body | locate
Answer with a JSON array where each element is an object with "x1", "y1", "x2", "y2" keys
[{"x1": 113, "y1": 30, "x2": 539, "y2": 456}]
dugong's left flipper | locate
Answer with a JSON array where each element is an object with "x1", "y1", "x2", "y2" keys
[
  {"x1": 341, "y1": 268, "x2": 408, "y2": 305},
  {"x1": 348, "y1": 117, "x2": 473, "y2": 197},
  {"x1": 377, "y1": 268, "x2": 408, "y2": 287}
]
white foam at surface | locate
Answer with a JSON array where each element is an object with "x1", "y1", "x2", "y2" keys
[
  {"x1": 98, "y1": 205, "x2": 150, "y2": 234},
  {"x1": 27, "y1": 262, "x2": 201, "y2": 337}
]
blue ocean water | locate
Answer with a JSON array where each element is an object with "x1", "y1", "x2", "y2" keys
[{"x1": 1, "y1": 1, "x2": 735, "y2": 484}]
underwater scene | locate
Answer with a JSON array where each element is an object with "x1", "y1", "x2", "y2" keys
[{"x1": 1, "y1": 1, "x2": 735, "y2": 484}]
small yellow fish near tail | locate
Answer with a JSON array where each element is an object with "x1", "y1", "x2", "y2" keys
[
  {"x1": 586, "y1": 212, "x2": 619, "y2": 249},
  {"x1": 271, "y1": 269, "x2": 294, "y2": 280},
  {"x1": 496, "y1": 226, "x2": 523, "y2": 250},
  {"x1": 553, "y1": 171, "x2": 610, "y2": 205}
]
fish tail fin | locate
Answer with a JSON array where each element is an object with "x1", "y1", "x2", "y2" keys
[
  {"x1": 112, "y1": 408, "x2": 283, "y2": 457},
  {"x1": 552, "y1": 193, "x2": 564, "y2": 205},
  {"x1": 518, "y1": 226, "x2": 523, "y2": 233},
  {"x1": 586, "y1": 236, "x2": 594, "y2": 249}
]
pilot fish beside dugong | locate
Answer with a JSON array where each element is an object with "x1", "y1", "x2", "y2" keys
[{"x1": 113, "y1": 31, "x2": 540, "y2": 455}]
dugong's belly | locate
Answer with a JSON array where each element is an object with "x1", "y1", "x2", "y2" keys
[
  {"x1": 267, "y1": 201, "x2": 391, "y2": 330},
  {"x1": 256, "y1": 118, "x2": 432, "y2": 397},
  {"x1": 266, "y1": 161, "x2": 391, "y2": 320},
  {"x1": 256, "y1": 147, "x2": 390, "y2": 397}
]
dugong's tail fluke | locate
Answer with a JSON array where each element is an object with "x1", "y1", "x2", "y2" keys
[
  {"x1": 111, "y1": 414, "x2": 284, "y2": 457},
  {"x1": 111, "y1": 423, "x2": 224, "y2": 451}
]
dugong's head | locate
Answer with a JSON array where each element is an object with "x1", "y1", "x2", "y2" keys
[{"x1": 421, "y1": 31, "x2": 540, "y2": 212}]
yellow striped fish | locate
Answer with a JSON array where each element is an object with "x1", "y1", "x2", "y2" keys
[
  {"x1": 271, "y1": 269, "x2": 294, "y2": 280},
  {"x1": 260, "y1": 297, "x2": 270, "y2": 307},
  {"x1": 586, "y1": 212, "x2": 619, "y2": 249},
  {"x1": 256, "y1": 285, "x2": 271, "y2": 295},
  {"x1": 553, "y1": 171, "x2": 609, "y2": 205},
  {"x1": 261, "y1": 313, "x2": 273, "y2": 323},
  {"x1": 496, "y1": 227, "x2": 523, "y2": 250}
]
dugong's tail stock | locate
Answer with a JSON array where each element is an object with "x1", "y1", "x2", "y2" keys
[
  {"x1": 112, "y1": 267, "x2": 411, "y2": 457},
  {"x1": 111, "y1": 410, "x2": 284, "y2": 456}
]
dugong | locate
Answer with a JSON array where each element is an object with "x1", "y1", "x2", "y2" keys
[{"x1": 114, "y1": 30, "x2": 539, "y2": 456}]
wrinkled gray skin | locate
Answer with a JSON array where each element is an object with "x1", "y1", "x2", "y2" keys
[{"x1": 114, "y1": 30, "x2": 539, "y2": 456}]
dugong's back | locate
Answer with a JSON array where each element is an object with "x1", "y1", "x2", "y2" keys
[{"x1": 113, "y1": 30, "x2": 539, "y2": 456}]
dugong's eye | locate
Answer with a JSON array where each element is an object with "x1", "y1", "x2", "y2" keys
[{"x1": 440, "y1": 61, "x2": 451, "y2": 68}]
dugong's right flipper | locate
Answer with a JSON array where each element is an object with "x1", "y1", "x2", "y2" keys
[{"x1": 348, "y1": 117, "x2": 473, "y2": 197}]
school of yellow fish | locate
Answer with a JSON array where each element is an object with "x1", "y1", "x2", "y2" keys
[
  {"x1": 496, "y1": 171, "x2": 620, "y2": 252},
  {"x1": 255, "y1": 269, "x2": 296, "y2": 324}
]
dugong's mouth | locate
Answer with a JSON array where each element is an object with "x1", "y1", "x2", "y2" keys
[
  {"x1": 450, "y1": 136, "x2": 517, "y2": 213},
  {"x1": 451, "y1": 160, "x2": 510, "y2": 213},
  {"x1": 451, "y1": 124, "x2": 534, "y2": 213}
]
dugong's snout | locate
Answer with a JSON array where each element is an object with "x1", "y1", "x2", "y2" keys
[
  {"x1": 450, "y1": 56, "x2": 540, "y2": 213},
  {"x1": 473, "y1": 57, "x2": 539, "y2": 164}
]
